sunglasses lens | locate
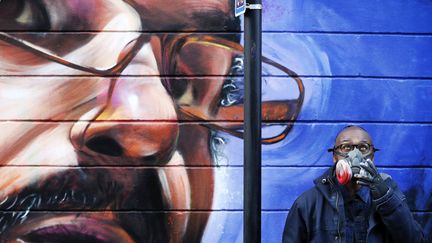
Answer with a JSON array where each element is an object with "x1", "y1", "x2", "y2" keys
[
  {"x1": 340, "y1": 144, "x2": 354, "y2": 153},
  {"x1": 357, "y1": 143, "x2": 371, "y2": 154},
  {"x1": 334, "y1": 143, "x2": 373, "y2": 155}
]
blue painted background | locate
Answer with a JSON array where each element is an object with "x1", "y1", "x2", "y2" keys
[
  {"x1": 205, "y1": 0, "x2": 432, "y2": 242},
  {"x1": 255, "y1": 1, "x2": 432, "y2": 242}
]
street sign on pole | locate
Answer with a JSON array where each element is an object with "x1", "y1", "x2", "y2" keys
[{"x1": 235, "y1": 0, "x2": 246, "y2": 17}]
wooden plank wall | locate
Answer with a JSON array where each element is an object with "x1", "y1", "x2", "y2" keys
[
  {"x1": 261, "y1": 0, "x2": 432, "y2": 242},
  {"x1": 0, "y1": 0, "x2": 431, "y2": 242}
]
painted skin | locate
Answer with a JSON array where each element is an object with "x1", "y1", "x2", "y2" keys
[
  {"x1": 0, "y1": 0, "x2": 302, "y2": 241},
  {"x1": 0, "y1": 0, "x2": 234, "y2": 242}
]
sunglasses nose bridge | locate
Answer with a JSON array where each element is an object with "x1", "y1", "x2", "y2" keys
[{"x1": 100, "y1": 34, "x2": 153, "y2": 75}]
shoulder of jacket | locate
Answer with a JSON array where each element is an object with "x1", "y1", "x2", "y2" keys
[{"x1": 291, "y1": 186, "x2": 323, "y2": 209}]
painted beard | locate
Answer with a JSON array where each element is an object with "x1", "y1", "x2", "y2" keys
[{"x1": 0, "y1": 168, "x2": 174, "y2": 242}]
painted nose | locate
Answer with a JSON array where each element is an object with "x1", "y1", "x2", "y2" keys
[{"x1": 74, "y1": 78, "x2": 179, "y2": 165}]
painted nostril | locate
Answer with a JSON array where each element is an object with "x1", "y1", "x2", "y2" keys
[{"x1": 85, "y1": 135, "x2": 124, "y2": 157}]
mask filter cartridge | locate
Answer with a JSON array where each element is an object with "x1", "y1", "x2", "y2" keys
[{"x1": 335, "y1": 148, "x2": 366, "y2": 185}]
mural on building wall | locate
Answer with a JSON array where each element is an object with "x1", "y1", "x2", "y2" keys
[
  {"x1": 0, "y1": 0, "x2": 305, "y2": 242},
  {"x1": 258, "y1": 1, "x2": 432, "y2": 242},
  {"x1": 1, "y1": 0, "x2": 431, "y2": 242}
]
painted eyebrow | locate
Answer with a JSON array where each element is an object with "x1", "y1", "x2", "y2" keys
[{"x1": 190, "y1": 9, "x2": 233, "y2": 29}]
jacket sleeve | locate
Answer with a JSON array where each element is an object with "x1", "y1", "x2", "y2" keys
[
  {"x1": 282, "y1": 198, "x2": 308, "y2": 243},
  {"x1": 373, "y1": 177, "x2": 426, "y2": 243}
]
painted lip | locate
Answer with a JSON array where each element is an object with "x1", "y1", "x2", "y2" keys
[{"x1": 6, "y1": 214, "x2": 135, "y2": 243}]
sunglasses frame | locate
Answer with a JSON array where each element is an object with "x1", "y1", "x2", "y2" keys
[{"x1": 0, "y1": 31, "x2": 304, "y2": 144}]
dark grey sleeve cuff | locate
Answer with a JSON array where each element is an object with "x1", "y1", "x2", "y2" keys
[{"x1": 372, "y1": 187, "x2": 403, "y2": 214}]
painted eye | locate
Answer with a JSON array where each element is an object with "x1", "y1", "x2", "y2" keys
[
  {"x1": 0, "y1": 0, "x2": 50, "y2": 30},
  {"x1": 164, "y1": 78, "x2": 189, "y2": 101}
]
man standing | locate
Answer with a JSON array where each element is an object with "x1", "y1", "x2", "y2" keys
[{"x1": 283, "y1": 125, "x2": 425, "y2": 243}]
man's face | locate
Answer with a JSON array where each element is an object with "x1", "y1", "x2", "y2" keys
[
  {"x1": 0, "y1": 0, "x2": 235, "y2": 242},
  {"x1": 332, "y1": 127, "x2": 374, "y2": 163}
]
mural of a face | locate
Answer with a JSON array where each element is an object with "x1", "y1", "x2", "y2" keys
[{"x1": 0, "y1": 0, "x2": 303, "y2": 242}]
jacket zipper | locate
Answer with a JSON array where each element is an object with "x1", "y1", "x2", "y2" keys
[
  {"x1": 336, "y1": 191, "x2": 341, "y2": 243},
  {"x1": 327, "y1": 176, "x2": 342, "y2": 243}
]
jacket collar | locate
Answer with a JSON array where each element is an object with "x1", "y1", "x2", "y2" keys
[
  {"x1": 314, "y1": 167, "x2": 373, "y2": 209},
  {"x1": 337, "y1": 182, "x2": 370, "y2": 204},
  {"x1": 313, "y1": 166, "x2": 338, "y2": 204}
]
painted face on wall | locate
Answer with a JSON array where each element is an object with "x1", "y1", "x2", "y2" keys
[{"x1": 0, "y1": 0, "x2": 303, "y2": 242}]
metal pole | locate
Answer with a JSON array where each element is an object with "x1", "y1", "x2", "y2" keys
[{"x1": 244, "y1": 0, "x2": 262, "y2": 242}]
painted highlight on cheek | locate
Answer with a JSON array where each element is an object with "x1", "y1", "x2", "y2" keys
[{"x1": 127, "y1": 94, "x2": 140, "y2": 115}]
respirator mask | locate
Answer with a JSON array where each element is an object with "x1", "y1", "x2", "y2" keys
[{"x1": 335, "y1": 148, "x2": 371, "y2": 185}]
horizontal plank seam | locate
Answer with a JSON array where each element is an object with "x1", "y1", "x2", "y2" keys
[
  {"x1": 262, "y1": 165, "x2": 432, "y2": 169},
  {"x1": 0, "y1": 209, "x2": 243, "y2": 212},
  {"x1": 0, "y1": 120, "x2": 430, "y2": 125},
  {"x1": 1, "y1": 30, "x2": 432, "y2": 36},
  {"x1": 263, "y1": 31, "x2": 432, "y2": 36},
  {"x1": 0, "y1": 30, "x2": 242, "y2": 34},
  {"x1": 1, "y1": 75, "x2": 432, "y2": 80},
  {"x1": 0, "y1": 165, "x2": 430, "y2": 169},
  {"x1": 0, "y1": 209, "x2": 429, "y2": 213},
  {"x1": 261, "y1": 209, "x2": 431, "y2": 213},
  {"x1": 0, "y1": 165, "x2": 244, "y2": 168}
]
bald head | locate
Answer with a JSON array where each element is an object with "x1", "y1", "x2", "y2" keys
[
  {"x1": 332, "y1": 126, "x2": 375, "y2": 162},
  {"x1": 335, "y1": 126, "x2": 372, "y2": 145}
]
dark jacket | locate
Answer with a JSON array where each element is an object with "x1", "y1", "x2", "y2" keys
[{"x1": 282, "y1": 168, "x2": 425, "y2": 243}]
